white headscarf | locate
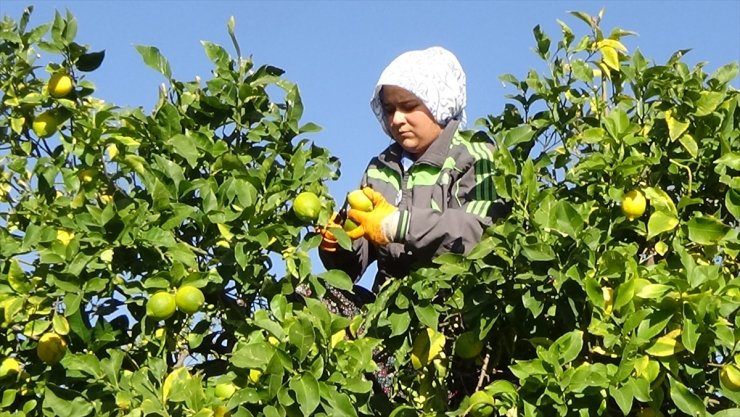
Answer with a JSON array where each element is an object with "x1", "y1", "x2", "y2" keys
[{"x1": 370, "y1": 46, "x2": 467, "y2": 136}]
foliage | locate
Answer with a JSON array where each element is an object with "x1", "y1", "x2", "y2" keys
[{"x1": 1, "y1": 6, "x2": 738, "y2": 417}]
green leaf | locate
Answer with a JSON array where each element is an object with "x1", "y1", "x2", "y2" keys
[
  {"x1": 635, "y1": 284, "x2": 672, "y2": 299},
  {"x1": 520, "y1": 241, "x2": 556, "y2": 261},
  {"x1": 533, "y1": 25, "x2": 551, "y2": 59},
  {"x1": 231, "y1": 341, "x2": 274, "y2": 369},
  {"x1": 711, "y1": 62, "x2": 739, "y2": 85},
  {"x1": 503, "y1": 125, "x2": 534, "y2": 147},
  {"x1": 678, "y1": 133, "x2": 698, "y2": 158},
  {"x1": 550, "y1": 330, "x2": 583, "y2": 364},
  {"x1": 134, "y1": 45, "x2": 172, "y2": 79},
  {"x1": 687, "y1": 215, "x2": 729, "y2": 245},
  {"x1": 647, "y1": 211, "x2": 679, "y2": 240},
  {"x1": 42, "y1": 387, "x2": 94, "y2": 417},
  {"x1": 668, "y1": 375, "x2": 707, "y2": 416},
  {"x1": 609, "y1": 384, "x2": 634, "y2": 416},
  {"x1": 75, "y1": 50, "x2": 105, "y2": 72},
  {"x1": 289, "y1": 373, "x2": 320, "y2": 416},
  {"x1": 695, "y1": 91, "x2": 725, "y2": 116},
  {"x1": 318, "y1": 270, "x2": 353, "y2": 292},
  {"x1": 665, "y1": 109, "x2": 689, "y2": 141},
  {"x1": 288, "y1": 317, "x2": 315, "y2": 361},
  {"x1": 681, "y1": 317, "x2": 699, "y2": 354},
  {"x1": 600, "y1": 45, "x2": 620, "y2": 71},
  {"x1": 716, "y1": 152, "x2": 740, "y2": 171},
  {"x1": 7, "y1": 258, "x2": 31, "y2": 293},
  {"x1": 604, "y1": 108, "x2": 629, "y2": 139},
  {"x1": 413, "y1": 303, "x2": 439, "y2": 329},
  {"x1": 201, "y1": 40, "x2": 230, "y2": 69},
  {"x1": 727, "y1": 188, "x2": 740, "y2": 219}
]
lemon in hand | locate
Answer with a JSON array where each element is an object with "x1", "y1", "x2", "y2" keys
[
  {"x1": 347, "y1": 189, "x2": 373, "y2": 212},
  {"x1": 622, "y1": 190, "x2": 646, "y2": 220}
]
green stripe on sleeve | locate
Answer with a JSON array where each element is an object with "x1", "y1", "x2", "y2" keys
[{"x1": 367, "y1": 167, "x2": 401, "y2": 191}]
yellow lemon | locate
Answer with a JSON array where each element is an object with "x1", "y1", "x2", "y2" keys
[
  {"x1": 146, "y1": 291, "x2": 176, "y2": 320},
  {"x1": 347, "y1": 189, "x2": 373, "y2": 212},
  {"x1": 37, "y1": 332, "x2": 67, "y2": 365},
  {"x1": 622, "y1": 190, "x2": 646, "y2": 220},
  {"x1": 293, "y1": 191, "x2": 321, "y2": 223},
  {"x1": 0, "y1": 357, "x2": 21, "y2": 377},
  {"x1": 249, "y1": 369, "x2": 262, "y2": 383},
  {"x1": 48, "y1": 72, "x2": 74, "y2": 98},
  {"x1": 720, "y1": 363, "x2": 740, "y2": 391},
  {"x1": 32, "y1": 111, "x2": 60, "y2": 138},
  {"x1": 175, "y1": 285, "x2": 205, "y2": 314}
]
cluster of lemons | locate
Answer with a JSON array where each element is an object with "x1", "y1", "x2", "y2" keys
[{"x1": 31, "y1": 72, "x2": 74, "y2": 138}]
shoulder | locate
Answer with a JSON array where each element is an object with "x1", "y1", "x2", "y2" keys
[{"x1": 449, "y1": 129, "x2": 495, "y2": 164}]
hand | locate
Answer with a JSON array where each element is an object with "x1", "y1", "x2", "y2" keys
[
  {"x1": 318, "y1": 213, "x2": 342, "y2": 252},
  {"x1": 347, "y1": 187, "x2": 399, "y2": 246}
]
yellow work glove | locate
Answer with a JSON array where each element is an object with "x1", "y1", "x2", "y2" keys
[
  {"x1": 318, "y1": 213, "x2": 342, "y2": 252},
  {"x1": 347, "y1": 187, "x2": 399, "y2": 246}
]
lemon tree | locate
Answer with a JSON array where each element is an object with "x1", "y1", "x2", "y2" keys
[{"x1": 360, "y1": 9, "x2": 739, "y2": 417}]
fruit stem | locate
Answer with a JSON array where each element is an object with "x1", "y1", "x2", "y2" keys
[{"x1": 669, "y1": 158, "x2": 692, "y2": 196}]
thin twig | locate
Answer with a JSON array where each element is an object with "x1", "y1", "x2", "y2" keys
[{"x1": 475, "y1": 352, "x2": 491, "y2": 391}]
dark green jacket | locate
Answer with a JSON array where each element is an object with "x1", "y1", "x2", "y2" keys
[{"x1": 321, "y1": 121, "x2": 503, "y2": 291}]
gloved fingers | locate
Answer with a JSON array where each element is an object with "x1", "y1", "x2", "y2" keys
[
  {"x1": 362, "y1": 187, "x2": 390, "y2": 206},
  {"x1": 346, "y1": 225, "x2": 365, "y2": 240},
  {"x1": 347, "y1": 208, "x2": 371, "y2": 225}
]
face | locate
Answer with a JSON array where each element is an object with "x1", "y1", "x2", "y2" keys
[{"x1": 380, "y1": 85, "x2": 443, "y2": 158}]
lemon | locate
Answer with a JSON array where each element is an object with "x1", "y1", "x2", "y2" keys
[
  {"x1": 454, "y1": 331, "x2": 484, "y2": 359},
  {"x1": 32, "y1": 111, "x2": 60, "y2": 138},
  {"x1": 622, "y1": 190, "x2": 646, "y2": 220},
  {"x1": 469, "y1": 390, "x2": 494, "y2": 417},
  {"x1": 175, "y1": 285, "x2": 205, "y2": 314},
  {"x1": 37, "y1": 332, "x2": 67, "y2": 365},
  {"x1": 146, "y1": 291, "x2": 177, "y2": 320},
  {"x1": 720, "y1": 363, "x2": 740, "y2": 391},
  {"x1": 214, "y1": 382, "x2": 237, "y2": 399},
  {"x1": 293, "y1": 191, "x2": 321, "y2": 222},
  {"x1": 347, "y1": 189, "x2": 373, "y2": 212},
  {"x1": 343, "y1": 218, "x2": 360, "y2": 232},
  {"x1": 0, "y1": 357, "x2": 21, "y2": 377},
  {"x1": 249, "y1": 369, "x2": 262, "y2": 383},
  {"x1": 48, "y1": 72, "x2": 74, "y2": 98}
]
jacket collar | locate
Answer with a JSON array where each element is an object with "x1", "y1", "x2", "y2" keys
[{"x1": 378, "y1": 120, "x2": 460, "y2": 169}]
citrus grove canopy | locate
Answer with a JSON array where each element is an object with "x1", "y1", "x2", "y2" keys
[{"x1": 1, "y1": 3, "x2": 740, "y2": 417}]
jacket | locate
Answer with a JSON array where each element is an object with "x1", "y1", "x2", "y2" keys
[{"x1": 320, "y1": 121, "x2": 502, "y2": 292}]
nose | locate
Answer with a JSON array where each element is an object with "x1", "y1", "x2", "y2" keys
[{"x1": 389, "y1": 109, "x2": 405, "y2": 127}]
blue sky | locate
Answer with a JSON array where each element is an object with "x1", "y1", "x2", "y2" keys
[{"x1": 3, "y1": 1, "x2": 739, "y2": 288}]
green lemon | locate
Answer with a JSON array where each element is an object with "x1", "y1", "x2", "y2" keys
[
  {"x1": 175, "y1": 285, "x2": 205, "y2": 314},
  {"x1": 455, "y1": 331, "x2": 484, "y2": 359},
  {"x1": 293, "y1": 192, "x2": 321, "y2": 222},
  {"x1": 147, "y1": 291, "x2": 177, "y2": 320}
]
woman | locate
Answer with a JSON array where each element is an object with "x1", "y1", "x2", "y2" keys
[{"x1": 320, "y1": 46, "x2": 502, "y2": 293}]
